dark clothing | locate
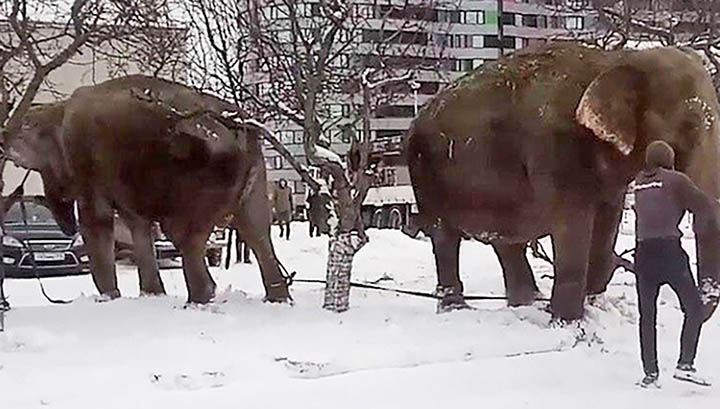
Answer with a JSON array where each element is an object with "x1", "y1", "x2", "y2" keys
[
  {"x1": 634, "y1": 167, "x2": 718, "y2": 240},
  {"x1": 234, "y1": 230, "x2": 251, "y2": 264},
  {"x1": 279, "y1": 222, "x2": 291, "y2": 240},
  {"x1": 635, "y1": 238, "x2": 703, "y2": 374},
  {"x1": 632, "y1": 164, "x2": 717, "y2": 377},
  {"x1": 309, "y1": 220, "x2": 320, "y2": 237},
  {"x1": 274, "y1": 186, "x2": 293, "y2": 218}
]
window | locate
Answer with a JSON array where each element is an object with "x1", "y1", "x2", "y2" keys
[
  {"x1": 272, "y1": 157, "x2": 283, "y2": 170},
  {"x1": 293, "y1": 131, "x2": 304, "y2": 144},
  {"x1": 501, "y1": 12, "x2": 516, "y2": 26},
  {"x1": 380, "y1": 168, "x2": 397, "y2": 186},
  {"x1": 331, "y1": 54, "x2": 349, "y2": 68},
  {"x1": 461, "y1": 59, "x2": 474, "y2": 72},
  {"x1": 294, "y1": 181, "x2": 306, "y2": 194},
  {"x1": 438, "y1": 10, "x2": 463, "y2": 23},
  {"x1": 522, "y1": 15, "x2": 538, "y2": 28},
  {"x1": 537, "y1": 15, "x2": 548, "y2": 28},
  {"x1": 565, "y1": 16, "x2": 584, "y2": 30},
  {"x1": 375, "y1": 105, "x2": 416, "y2": 118},
  {"x1": 483, "y1": 35, "x2": 516, "y2": 50},
  {"x1": 296, "y1": 3, "x2": 312, "y2": 18},
  {"x1": 471, "y1": 35, "x2": 483, "y2": 48},
  {"x1": 466, "y1": 10, "x2": 484, "y2": 25},
  {"x1": 472, "y1": 59, "x2": 484, "y2": 69},
  {"x1": 275, "y1": 30, "x2": 292, "y2": 44},
  {"x1": 280, "y1": 131, "x2": 294, "y2": 144},
  {"x1": 355, "y1": 4, "x2": 374, "y2": 19},
  {"x1": 341, "y1": 127, "x2": 355, "y2": 143}
]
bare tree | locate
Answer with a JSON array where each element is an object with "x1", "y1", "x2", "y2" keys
[
  {"x1": 537, "y1": 1, "x2": 720, "y2": 87},
  {"x1": 183, "y1": 0, "x2": 454, "y2": 311},
  {"x1": 0, "y1": 0, "x2": 189, "y2": 166}
]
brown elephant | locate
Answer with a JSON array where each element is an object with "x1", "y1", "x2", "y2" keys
[
  {"x1": 3, "y1": 75, "x2": 291, "y2": 304},
  {"x1": 406, "y1": 43, "x2": 720, "y2": 320}
]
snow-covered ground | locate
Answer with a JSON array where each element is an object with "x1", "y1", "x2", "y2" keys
[{"x1": 1, "y1": 223, "x2": 718, "y2": 408}]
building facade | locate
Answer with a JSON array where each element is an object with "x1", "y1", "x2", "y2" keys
[{"x1": 257, "y1": 1, "x2": 591, "y2": 226}]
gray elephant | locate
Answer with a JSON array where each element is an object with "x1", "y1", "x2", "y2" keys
[
  {"x1": 3, "y1": 75, "x2": 291, "y2": 304},
  {"x1": 406, "y1": 43, "x2": 720, "y2": 320}
]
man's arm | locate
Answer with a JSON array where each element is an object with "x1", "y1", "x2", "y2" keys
[{"x1": 675, "y1": 172, "x2": 720, "y2": 229}]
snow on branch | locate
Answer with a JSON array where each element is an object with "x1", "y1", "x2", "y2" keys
[
  {"x1": 315, "y1": 145, "x2": 346, "y2": 169},
  {"x1": 361, "y1": 68, "x2": 414, "y2": 90}
]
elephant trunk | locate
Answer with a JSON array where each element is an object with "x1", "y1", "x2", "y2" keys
[{"x1": 41, "y1": 171, "x2": 78, "y2": 236}]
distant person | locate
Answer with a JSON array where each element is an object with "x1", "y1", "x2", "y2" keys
[
  {"x1": 633, "y1": 141, "x2": 720, "y2": 388},
  {"x1": 229, "y1": 227, "x2": 251, "y2": 265},
  {"x1": 306, "y1": 190, "x2": 322, "y2": 237},
  {"x1": 274, "y1": 179, "x2": 293, "y2": 240}
]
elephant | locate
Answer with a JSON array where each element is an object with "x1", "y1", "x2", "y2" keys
[
  {"x1": 3, "y1": 75, "x2": 291, "y2": 304},
  {"x1": 406, "y1": 42, "x2": 720, "y2": 320}
]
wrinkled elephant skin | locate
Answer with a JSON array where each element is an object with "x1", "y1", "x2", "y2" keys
[
  {"x1": 5, "y1": 75, "x2": 291, "y2": 304},
  {"x1": 407, "y1": 43, "x2": 720, "y2": 320}
]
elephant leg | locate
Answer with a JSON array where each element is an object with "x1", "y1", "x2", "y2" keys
[
  {"x1": 235, "y1": 208, "x2": 291, "y2": 302},
  {"x1": 550, "y1": 205, "x2": 595, "y2": 320},
  {"x1": 122, "y1": 213, "x2": 165, "y2": 296},
  {"x1": 164, "y1": 218, "x2": 216, "y2": 304},
  {"x1": 586, "y1": 198, "x2": 624, "y2": 295},
  {"x1": 492, "y1": 242, "x2": 539, "y2": 306},
  {"x1": 431, "y1": 221, "x2": 469, "y2": 311},
  {"x1": 78, "y1": 198, "x2": 120, "y2": 299}
]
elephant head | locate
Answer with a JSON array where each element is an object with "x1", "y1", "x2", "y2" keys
[
  {"x1": 577, "y1": 47, "x2": 720, "y2": 319},
  {"x1": 3, "y1": 103, "x2": 78, "y2": 235}
]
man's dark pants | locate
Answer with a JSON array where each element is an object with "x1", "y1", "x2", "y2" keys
[{"x1": 635, "y1": 237, "x2": 703, "y2": 375}]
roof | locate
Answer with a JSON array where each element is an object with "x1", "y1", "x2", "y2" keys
[{"x1": 363, "y1": 185, "x2": 416, "y2": 206}]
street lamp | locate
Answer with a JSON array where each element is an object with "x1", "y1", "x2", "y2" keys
[{"x1": 409, "y1": 80, "x2": 421, "y2": 116}]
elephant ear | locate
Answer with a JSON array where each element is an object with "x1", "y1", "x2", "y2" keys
[{"x1": 576, "y1": 65, "x2": 648, "y2": 156}]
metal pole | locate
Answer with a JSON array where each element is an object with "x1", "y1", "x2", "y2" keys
[
  {"x1": 1, "y1": 206, "x2": 6, "y2": 332},
  {"x1": 498, "y1": 0, "x2": 504, "y2": 58},
  {"x1": 410, "y1": 80, "x2": 420, "y2": 116}
]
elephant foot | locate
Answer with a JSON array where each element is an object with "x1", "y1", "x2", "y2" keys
[
  {"x1": 434, "y1": 286, "x2": 473, "y2": 313},
  {"x1": 263, "y1": 282, "x2": 292, "y2": 304},
  {"x1": 187, "y1": 285, "x2": 216, "y2": 304},
  {"x1": 437, "y1": 298, "x2": 474, "y2": 313},
  {"x1": 550, "y1": 282, "x2": 585, "y2": 321},
  {"x1": 139, "y1": 283, "x2": 166, "y2": 297},
  {"x1": 506, "y1": 287, "x2": 538, "y2": 307},
  {"x1": 96, "y1": 289, "x2": 121, "y2": 302},
  {"x1": 140, "y1": 289, "x2": 166, "y2": 298}
]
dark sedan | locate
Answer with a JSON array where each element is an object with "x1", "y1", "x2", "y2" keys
[{"x1": 1, "y1": 196, "x2": 89, "y2": 278}]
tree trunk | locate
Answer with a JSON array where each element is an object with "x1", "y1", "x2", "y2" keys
[{"x1": 322, "y1": 232, "x2": 366, "y2": 312}]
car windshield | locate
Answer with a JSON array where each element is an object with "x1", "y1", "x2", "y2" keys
[{"x1": 4, "y1": 201, "x2": 58, "y2": 226}]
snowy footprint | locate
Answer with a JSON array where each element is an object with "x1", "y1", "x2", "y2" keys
[{"x1": 150, "y1": 370, "x2": 227, "y2": 390}]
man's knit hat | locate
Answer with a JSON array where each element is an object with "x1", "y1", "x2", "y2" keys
[{"x1": 645, "y1": 141, "x2": 675, "y2": 169}]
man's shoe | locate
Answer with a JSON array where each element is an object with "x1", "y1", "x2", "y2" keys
[
  {"x1": 674, "y1": 364, "x2": 712, "y2": 386},
  {"x1": 637, "y1": 372, "x2": 661, "y2": 389}
]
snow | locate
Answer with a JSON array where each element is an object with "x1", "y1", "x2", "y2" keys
[
  {"x1": 363, "y1": 185, "x2": 416, "y2": 206},
  {"x1": 1, "y1": 224, "x2": 719, "y2": 408},
  {"x1": 315, "y1": 145, "x2": 345, "y2": 168}
]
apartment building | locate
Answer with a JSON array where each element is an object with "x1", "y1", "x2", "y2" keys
[{"x1": 257, "y1": 1, "x2": 591, "y2": 226}]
